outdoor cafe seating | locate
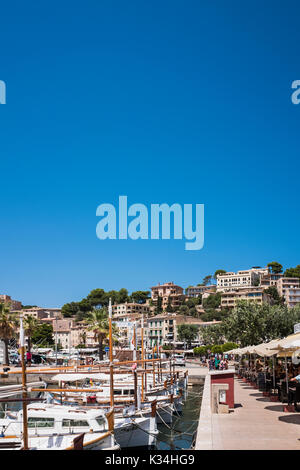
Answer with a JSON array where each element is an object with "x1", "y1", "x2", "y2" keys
[{"x1": 228, "y1": 333, "x2": 300, "y2": 411}]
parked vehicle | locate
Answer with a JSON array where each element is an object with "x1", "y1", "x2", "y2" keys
[{"x1": 174, "y1": 354, "x2": 185, "y2": 366}]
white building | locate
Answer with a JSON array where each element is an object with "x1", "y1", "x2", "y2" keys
[
  {"x1": 217, "y1": 267, "x2": 268, "y2": 292},
  {"x1": 284, "y1": 287, "x2": 300, "y2": 308}
]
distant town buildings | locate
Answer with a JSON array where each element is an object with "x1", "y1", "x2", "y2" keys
[
  {"x1": 20, "y1": 307, "x2": 62, "y2": 320},
  {"x1": 0, "y1": 294, "x2": 22, "y2": 311},
  {"x1": 276, "y1": 277, "x2": 300, "y2": 297},
  {"x1": 260, "y1": 272, "x2": 283, "y2": 289},
  {"x1": 283, "y1": 287, "x2": 300, "y2": 309},
  {"x1": 216, "y1": 267, "x2": 269, "y2": 292},
  {"x1": 112, "y1": 302, "x2": 150, "y2": 317},
  {"x1": 151, "y1": 282, "x2": 185, "y2": 310},
  {"x1": 185, "y1": 285, "x2": 215, "y2": 298},
  {"x1": 3, "y1": 265, "x2": 300, "y2": 351},
  {"x1": 216, "y1": 267, "x2": 300, "y2": 310},
  {"x1": 276, "y1": 277, "x2": 300, "y2": 308},
  {"x1": 52, "y1": 319, "x2": 95, "y2": 349},
  {"x1": 52, "y1": 319, "x2": 74, "y2": 349},
  {"x1": 145, "y1": 312, "x2": 221, "y2": 349},
  {"x1": 220, "y1": 287, "x2": 270, "y2": 309}
]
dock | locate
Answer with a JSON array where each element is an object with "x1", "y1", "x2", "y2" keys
[{"x1": 195, "y1": 371, "x2": 300, "y2": 450}]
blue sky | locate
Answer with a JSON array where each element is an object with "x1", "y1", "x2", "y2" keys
[{"x1": 0, "y1": 1, "x2": 300, "y2": 307}]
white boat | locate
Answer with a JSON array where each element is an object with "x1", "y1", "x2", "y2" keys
[
  {"x1": 0, "y1": 404, "x2": 119, "y2": 450},
  {"x1": 114, "y1": 412, "x2": 158, "y2": 449}
]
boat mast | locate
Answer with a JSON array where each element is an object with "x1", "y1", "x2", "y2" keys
[
  {"x1": 133, "y1": 322, "x2": 138, "y2": 408},
  {"x1": 20, "y1": 316, "x2": 29, "y2": 450},
  {"x1": 141, "y1": 316, "x2": 144, "y2": 402},
  {"x1": 108, "y1": 298, "x2": 114, "y2": 409},
  {"x1": 152, "y1": 346, "x2": 155, "y2": 387}
]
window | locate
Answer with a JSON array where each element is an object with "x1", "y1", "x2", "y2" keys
[
  {"x1": 62, "y1": 419, "x2": 89, "y2": 427},
  {"x1": 95, "y1": 416, "x2": 106, "y2": 430},
  {"x1": 28, "y1": 417, "x2": 54, "y2": 428}
]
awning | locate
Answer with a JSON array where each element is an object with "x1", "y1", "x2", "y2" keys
[{"x1": 52, "y1": 373, "x2": 109, "y2": 382}]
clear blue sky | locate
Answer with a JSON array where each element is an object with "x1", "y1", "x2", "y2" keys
[{"x1": 0, "y1": 1, "x2": 300, "y2": 307}]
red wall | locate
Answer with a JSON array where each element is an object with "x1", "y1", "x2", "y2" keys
[{"x1": 210, "y1": 372, "x2": 235, "y2": 409}]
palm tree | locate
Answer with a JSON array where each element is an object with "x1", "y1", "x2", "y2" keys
[
  {"x1": 79, "y1": 331, "x2": 87, "y2": 347},
  {"x1": 86, "y1": 308, "x2": 118, "y2": 360},
  {"x1": 0, "y1": 304, "x2": 17, "y2": 365},
  {"x1": 24, "y1": 315, "x2": 38, "y2": 354}
]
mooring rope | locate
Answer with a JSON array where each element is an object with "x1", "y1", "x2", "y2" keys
[
  {"x1": 130, "y1": 420, "x2": 183, "y2": 450},
  {"x1": 156, "y1": 409, "x2": 172, "y2": 429},
  {"x1": 172, "y1": 400, "x2": 182, "y2": 417},
  {"x1": 157, "y1": 405, "x2": 174, "y2": 417}
]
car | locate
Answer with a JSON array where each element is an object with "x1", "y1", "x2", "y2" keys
[{"x1": 174, "y1": 354, "x2": 186, "y2": 366}]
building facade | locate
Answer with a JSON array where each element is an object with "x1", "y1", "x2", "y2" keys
[
  {"x1": 220, "y1": 287, "x2": 270, "y2": 309},
  {"x1": 276, "y1": 277, "x2": 300, "y2": 297},
  {"x1": 283, "y1": 287, "x2": 300, "y2": 308},
  {"x1": 18, "y1": 307, "x2": 62, "y2": 321},
  {"x1": 112, "y1": 310, "x2": 145, "y2": 348},
  {"x1": 0, "y1": 294, "x2": 22, "y2": 311},
  {"x1": 259, "y1": 272, "x2": 283, "y2": 289},
  {"x1": 112, "y1": 302, "x2": 150, "y2": 316},
  {"x1": 185, "y1": 285, "x2": 216, "y2": 298},
  {"x1": 53, "y1": 319, "x2": 74, "y2": 349},
  {"x1": 145, "y1": 313, "x2": 221, "y2": 348},
  {"x1": 151, "y1": 282, "x2": 185, "y2": 311},
  {"x1": 216, "y1": 267, "x2": 268, "y2": 292}
]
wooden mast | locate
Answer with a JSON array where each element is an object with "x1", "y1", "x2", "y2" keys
[
  {"x1": 20, "y1": 316, "x2": 28, "y2": 450},
  {"x1": 152, "y1": 347, "x2": 155, "y2": 387},
  {"x1": 133, "y1": 322, "x2": 138, "y2": 408},
  {"x1": 108, "y1": 298, "x2": 114, "y2": 409},
  {"x1": 159, "y1": 347, "x2": 163, "y2": 382},
  {"x1": 141, "y1": 316, "x2": 145, "y2": 402}
]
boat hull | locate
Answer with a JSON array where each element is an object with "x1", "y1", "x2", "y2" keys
[{"x1": 114, "y1": 417, "x2": 157, "y2": 449}]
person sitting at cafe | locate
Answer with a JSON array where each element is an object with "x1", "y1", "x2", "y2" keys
[
  {"x1": 290, "y1": 373, "x2": 300, "y2": 383},
  {"x1": 275, "y1": 362, "x2": 285, "y2": 378}
]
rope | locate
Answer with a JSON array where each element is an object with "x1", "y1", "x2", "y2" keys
[
  {"x1": 156, "y1": 409, "x2": 172, "y2": 429},
  {"x1": 172, "y1": 400, "x2": 181, "y2": 417},
  {"x1": 185, "y1": 389, "x2": 203, "y2": 397},
  {"x1": 170, "y1": 419, "x2": 198, "y2": 437},
  {"x1": 157, "y1": 405, "x2": 174, "y2": 417},
  {"x1": 154, "y1": 407, "x2": 198, "y2": 437},
  {"x1": 130, "y1": 420, "x2": 183, "y2": 450}
]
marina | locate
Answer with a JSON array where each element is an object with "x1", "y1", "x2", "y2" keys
[
  {"x1": 1, "y1": 327, "x2": 300, "y2": 451},
  {"x1": 0, "y1": 303, "x2": 203, "y2": 451}
]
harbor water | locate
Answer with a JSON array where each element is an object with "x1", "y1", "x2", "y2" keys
[{"x1": 156, "y1": 384, "x2": 203, "y2": 450}]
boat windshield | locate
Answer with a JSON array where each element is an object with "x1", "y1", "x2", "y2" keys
[
  {"x1": 95, "y1": 416, "x2": 107, "y2": 431},
  {"x1": 62, "y1": 419, "x2": 89, "y2": 427},
  {"x1": 27, "y1": 417, "x2": 55, "y2": 428}
]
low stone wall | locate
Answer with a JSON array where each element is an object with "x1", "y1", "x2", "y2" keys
[
  {"x1": 195, "y1": 373, "x2": 213, "y2": 450},
  {"x1": 0, "y1": 373, "x2": 50, "y2": 385},
  {"x1": 187, "y1": 375, "x2": 206, "y2": 385}
]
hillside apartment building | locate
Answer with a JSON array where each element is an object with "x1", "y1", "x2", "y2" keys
[
  {"x1": 0, "y1": 294, "x2": 22, "y2": 311},
  {"x1": 145, "y1": 312, "x2": 221, "y2": 349},
  {"x1": 151, "y1": 282, "x2": 185, "y2": 311},
  {"x1": 217, "y1": 267, "x2": 300, "y2": 309},
  {"x1": 185, "y1": 285, "x2": 216, "y2": 298}
]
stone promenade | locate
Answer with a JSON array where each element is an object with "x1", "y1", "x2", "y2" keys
[{"x1": 196, "y1": 372, "x2": 300, "y2": 450}]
